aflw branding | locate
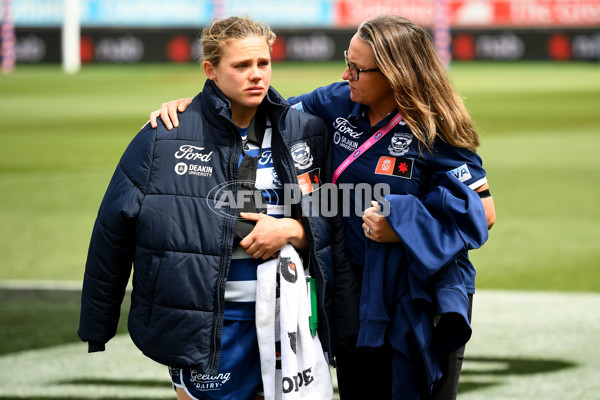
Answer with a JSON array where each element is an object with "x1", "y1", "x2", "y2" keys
[
  {"x1": 449, "y1": 163, "x2": 472, "y2": 182},
  {"x1": 174, "y1": 144, "x2": 214, "y2": 177}
]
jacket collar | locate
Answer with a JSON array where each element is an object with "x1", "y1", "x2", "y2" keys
[{"x1": 199, "y1": 79, "x2": 288, "y2": 128}]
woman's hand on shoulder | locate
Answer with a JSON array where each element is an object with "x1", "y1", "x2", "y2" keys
[{"x1": 149, "y1": 97, "x2": 193, "y2": 129}]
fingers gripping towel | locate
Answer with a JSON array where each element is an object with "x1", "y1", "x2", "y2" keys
[{"x1": 256, "y1": 244, "x2": 333, "y2": 400}]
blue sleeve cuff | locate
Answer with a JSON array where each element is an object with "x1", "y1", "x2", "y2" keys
[{"x1": 88, "y1": 342, "x2": 106, "y2": 353}]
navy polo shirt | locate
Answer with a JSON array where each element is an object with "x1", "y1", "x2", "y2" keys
[{"x1": 288, "y1": 82, "x2": 487, "y2": 293}]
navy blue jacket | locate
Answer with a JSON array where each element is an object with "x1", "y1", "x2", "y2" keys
[
  {"x1": 356, "y1": 172, "x2": 488, "y2": 395},
  {"x1": 78, "y1": 80, "x2": 336, "y2": 374}
]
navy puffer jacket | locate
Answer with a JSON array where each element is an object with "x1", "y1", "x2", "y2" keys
[{"x1": 78, "y1": 79, "x2": 335, "y2": 374}]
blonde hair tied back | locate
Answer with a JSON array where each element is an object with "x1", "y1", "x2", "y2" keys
[{"x1": 201, "y1": 16, "x2": 276, "y2": 67}]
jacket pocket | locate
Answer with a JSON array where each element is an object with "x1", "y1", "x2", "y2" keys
[{"x1": 131, "y1": 253, "x2": 163, "y2": 327}]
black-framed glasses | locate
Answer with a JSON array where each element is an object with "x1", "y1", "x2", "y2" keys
[{"x1": 344, "y1": 50, "x2": 380, "y2": 81}]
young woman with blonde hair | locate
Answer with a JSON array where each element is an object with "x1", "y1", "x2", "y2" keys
[{"x1": 80, "y1": 16, "x2": 337, "y2": 400}]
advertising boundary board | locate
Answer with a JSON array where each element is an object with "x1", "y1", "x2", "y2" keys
[{"x1": 7, "y1": 27, "x2": 600, "y2": 64}]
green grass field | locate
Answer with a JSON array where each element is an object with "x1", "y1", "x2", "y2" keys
[
  {"x1": 1, "y1": 61, "x2": 599, "y2": 290},
  {"x1": 1, "y1": 61, "x2": 599, "y2": 399}
]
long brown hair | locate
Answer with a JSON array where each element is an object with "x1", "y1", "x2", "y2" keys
[{"x1": 358, "y1": 15, "x2": 480, "y2": 152}]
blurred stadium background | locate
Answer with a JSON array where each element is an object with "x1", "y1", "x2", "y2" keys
[
  {"x1": 1, "y1": 1, "x2": 600, "y2": 399},
  {"x1": 3, "y1": 0, "x2": 600, "y2": 66}
]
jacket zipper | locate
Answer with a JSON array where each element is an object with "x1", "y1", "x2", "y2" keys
[{"x1": 209, "y1": 123, "x2": 241, "y2": 374}]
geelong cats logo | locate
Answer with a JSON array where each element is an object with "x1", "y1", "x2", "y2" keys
[
  {"x1": 290, "y1": 142, "x2": 313, "y2": 170},
  {"x1": 388, "y1": 132, "x2": 413, "y2": 156}
]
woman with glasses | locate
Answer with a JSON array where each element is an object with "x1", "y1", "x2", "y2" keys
[{"x1": 149, "y1": 15, "x2": 496, "y2": 400}]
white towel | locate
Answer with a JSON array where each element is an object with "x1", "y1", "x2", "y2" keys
[{"x1": 256, "y1": 244, "x2": 333, "y2": 400}]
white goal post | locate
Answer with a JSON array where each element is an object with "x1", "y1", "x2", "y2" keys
[{"x1": 62, "y1": 0, "x2": 81, "y2": 74}]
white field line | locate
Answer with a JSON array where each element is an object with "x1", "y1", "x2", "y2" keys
[
  {"x1": 0, "y1": 280, "x2": 132, "y2": 291},
  {"x1": 0, "y1": 336, "x2": 172, "y2": 398},
  {"x1": 0, "y1": 290, "x2": 598, "y2": 399},
  {"x1": 0, "y1": 280, "x2": 83, "y2": 291}
]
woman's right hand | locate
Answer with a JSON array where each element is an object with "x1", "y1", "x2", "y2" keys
[{"x1": 149, "y1": 97, "x2": 193, "y2": 129}]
